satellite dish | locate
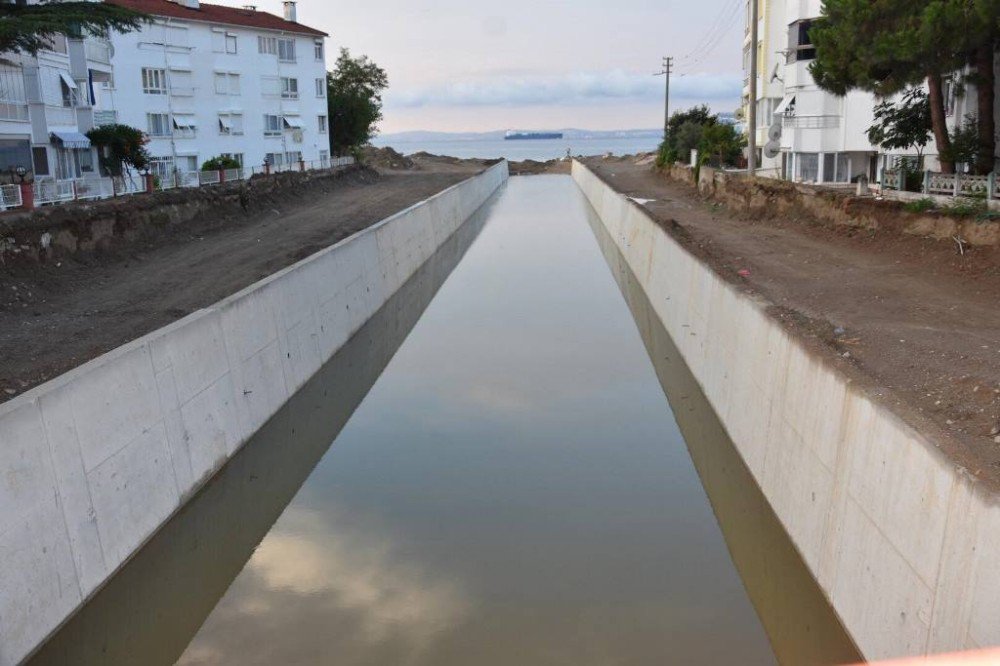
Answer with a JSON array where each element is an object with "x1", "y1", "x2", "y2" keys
[
  {"x1": 764, "y1": 140, "x2": 781, "y2": 159},
  {"x1": 768, "y1": 122, "x2": 782, "y2": 142}
]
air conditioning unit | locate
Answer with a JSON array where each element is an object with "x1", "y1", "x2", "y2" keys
[{"x1": 292, "y1": 129, "x2": 303, "y2": 143}]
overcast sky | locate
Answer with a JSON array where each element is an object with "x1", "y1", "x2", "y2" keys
[{"x1": 232, "y1": 0, "x2": 745, "y2": 133}]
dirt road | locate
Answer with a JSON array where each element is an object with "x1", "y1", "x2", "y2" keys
[
  {"x1": 0, "y1": 164, "x2": 485, "y2": 402},
  {"x1": 585, "y1": 157, "x2": 1000, "y2": 491}
]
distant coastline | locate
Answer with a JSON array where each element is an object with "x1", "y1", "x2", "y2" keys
[{"x1": 371, "y1": 130, "x2": 661, "y2": 161}]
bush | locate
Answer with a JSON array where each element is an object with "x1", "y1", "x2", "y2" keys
[
  {"x1": 942, "y1": 197, "x2": 987, "y2": 218},
  {"x1": 903, "y1": 197, "x2": 936, "y2": 213},
  {"x1": 201, "y1": 155, "x2": 241, "y2": 171},
  {"x1": 655, "y1": 140, "x2": 677, "y2": 168}
]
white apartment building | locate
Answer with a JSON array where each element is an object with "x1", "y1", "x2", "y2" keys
[
  {"x1": 741, "y1": 0, "x2": 786, "y2": 177},
  {"x1": 743, "y1": 0, "x2": 879, "y2": 183},
  {"x1": 0, "y1": 27, "x2": 113, "y2": 182},
  {"x1": 105, "y1": 0, "x2": 330, "y2": 177}
]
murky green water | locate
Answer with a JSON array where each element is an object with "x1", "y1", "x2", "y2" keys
[{"x1": 32, "y1": 176, "x2": 858, "y2": 665}]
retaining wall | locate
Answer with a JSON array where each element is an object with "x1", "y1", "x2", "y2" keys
[
  {"x1": 573, "y1": 160, "x2": 1000, "y2": 661},
  {"x1": 0, "y1": 161, "x2": 508, "y2": 666}
]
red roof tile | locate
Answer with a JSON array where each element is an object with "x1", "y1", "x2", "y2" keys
[{"x1": 105, "y1": 0, "x2": 328, "y2": 37}]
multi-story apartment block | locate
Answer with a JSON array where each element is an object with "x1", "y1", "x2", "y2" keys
[
  {"x1": 741, "y1": 0, "x2": 786, "y2": 177},
  {"x1": 742, "y1": 0, "x2": 879, "y2": 183},
  {"x1": 0, "y1": 27, "x2": 113, "y2": 182},
  {"x1": 105, "y1": 0, "x2": 329, "y2": 178}
]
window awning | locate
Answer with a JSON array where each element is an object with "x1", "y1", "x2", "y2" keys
[
  {"x1": 218, "y1": 115, "x2": 233, "y2": 130},
  {"x1": 774, "y1": 95, "x2": 795, "y2": 116},
  {"x1": 172, "y1": 114, "x2": 197, "y2": 129},
  {"x1": 50, "y1": 129, "x2": 91, "y2": 149},
  {"x1": 282, "y1": 115, "x2": 304, "y2": 129},
  {"x1": 59, "y1": 71, "x2": 77, "y2": 89}
]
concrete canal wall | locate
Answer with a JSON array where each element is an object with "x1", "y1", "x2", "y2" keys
[
  {"x1": 0, "y1": 161, "x2": 508, "y2": 666},
  {"x1": 573, "y1": 161, "x2": 1000, "y2": 661}
]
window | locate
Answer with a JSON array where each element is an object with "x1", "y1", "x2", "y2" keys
[
  {"x1": 142, "y1": 68, "x2": 167, "y2": 94},
  {"x1": 315, "y1": 77, "x2": 325, "y2": 97},
  {"x1": 149, "y1": 156, "x2": 175, "y2": 179},
  {"x1": 221, "y1": 152, "x2": 244, "y2": 166},
  {"x1": 278, "y1": 38, "x2": 295, "y2": 62},
  {"x1": 218, "y1": 113, "x2": 244, "y2": 135},
  {"x1": 285, "y1": 150, "x2": 302, "y2": 164},
  {"x1": 165, "y1": 26, "x2": 188, "y2": 48},
  {"x1": 214, "y1": 72, "x2": 241, "y2": 95},
  {"x1": 795, "y1": 152, "x2": 819, "y2": 182},
  {"x1": 169, "y1": 69, "x2": 193, "y2": 95},
  {"x1": 78, "y1": 149, "x2": 94, "y2": 173},
  {"x1": 314, "y1": 39, "x2": 324, "y2": 60},
  {"x1": 280, "y1": 77, "x2": 298, "y2": 99},
  {"x1": 172, "y1": 114, "x2": 197, "y2": 137},
  {"x1": 212, "y1": 30, "x2": 239, "y2": 54},
  {"x1": 147, "y1": 113, "x2": 171, "y2": 136},
  {"x1": 318, "y1": 115, "x2": 327, "y2": 133},
  {"x1": 265, "y1": 151, "x2": 284, "y2": 166},
  {"x1": 787, "y1": 20, "x2": 816, "y2": 63},
  {"x1": 943, "y1": 78, "x2": 957, "y2": 117},
  {"x1": 261, "y1": 76, "x2": 280, "y2": 97},
  {"x1": 263, "y1": 114, "x2": 282, "y2": 136},
  {"x1": 258, "y1": 36, "x2": 277, "y2": 55}
]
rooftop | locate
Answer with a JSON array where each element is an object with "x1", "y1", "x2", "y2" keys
[{"x1": 105, "y1": 0, "x2": 328, "y2": 37}]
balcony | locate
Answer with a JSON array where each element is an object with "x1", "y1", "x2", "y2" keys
[
  {"x1": 782, "y1": 114, "x2": 840, "y2": 129},
  {"x1": 0, "y1": 101, "x2": 29, "y2": 122},
  {"x1": 45, "y1": 104, "x2": 78, "y2": 127},
  {"x1": 93, "y1": 110, "x2": 117, "y2": 125},
  {"x1": 85, "y1": 39, "x2": 112, "y2": 65}
]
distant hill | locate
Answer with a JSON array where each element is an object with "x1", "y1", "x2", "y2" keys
[{"x1": 377, "y1": 128, "x2": 663, "y2": 143}]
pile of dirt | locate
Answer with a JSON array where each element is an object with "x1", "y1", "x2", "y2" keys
[
  {"x1": 361, "y1": 146, "x2": 416, "y2": 170},
  {"x1": 507, "y1": 159, "x2": 569, "y2": 175}
]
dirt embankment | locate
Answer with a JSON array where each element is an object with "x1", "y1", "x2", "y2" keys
[
  {"x1": 0, "y1": 162, "x2": 486, "y2": 402},
  {"x1": 584, "y1": 156, "x2": 1000, "y2": 492}
]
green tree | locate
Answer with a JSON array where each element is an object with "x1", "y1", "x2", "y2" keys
[
  {"x1": 810, "y1": 0, "x2": 999, "y2": 174},
  {"x1": 0, "y1": 1, "x2": 148, "y2": 55},
  {"x1": 85, "y1": 124, "x2": 149, "y2": 177},
  {"x1": 940, "y1": 114, "x2": 981, "y2": 167},
  {"x1": 866, "y1": 87, "x2": 932, "y2": 160},
  {"x1": 698, "y1": 123, "x2": 747, "y2": 167},
  {"x1": 326, "y1": 48, "x2": 388, "y2": 155},
  {"x1": 656, "y1": 105, "x2": 719, "y2": 166}
]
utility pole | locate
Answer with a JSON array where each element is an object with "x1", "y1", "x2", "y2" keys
[
  {"x1": 747, "y1": 0, "x2": 759, "y2": 175},
  {"x1": 655, "y1": 57, "x2": 673, "y2": 141}
]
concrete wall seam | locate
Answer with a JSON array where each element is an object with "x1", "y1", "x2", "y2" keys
[
  {"x1": 571, "y1": 160, "x2": 999, "y2": 662},
  {"x1": 0, "y1": 161, "x2": 509, "y2": 666}
]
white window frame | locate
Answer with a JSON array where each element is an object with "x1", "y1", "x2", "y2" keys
[
  {"x1": 147, "y1": 112, "x2": 171, "y2": 137},
  {"x1": 280, "y1": 77, "x2": 299, "y2": 99},
  {"x1": 142, "y1": 68, "x2": 167, "y2": 95},
  {"x1": 318, "y1": 115, "x2": 327, "y2": 134},
  {"x1": 214, "y1": 72, "x2": 240, "y2": 96},
  {"x1": 263, "y1": 114, "x2": 282, "y2": 136},
  {"x1": 277, "y1": 38, "x2": 296, "y2": 62},
  {"x1": 226, "y1": 33, "x2": 238, "y2": 54},
  {"x1": 315, "y1": 77, "x2": 325, "y2": 97},
  {"x1": 314, "y1": 39, "x2": 324, "y2": 60},
  {"x1": 258, "y1": 36, "x2": 277, "y2": 55}
]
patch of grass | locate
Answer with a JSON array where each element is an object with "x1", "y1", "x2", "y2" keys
[
  {"x1": 942, "y1": 197, "x2": 988, "y2": 218},
  {"x1": 903, "y1": 197, "x2": 937, "y2": 214}
]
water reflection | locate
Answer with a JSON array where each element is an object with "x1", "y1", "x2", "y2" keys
[
  {"x1": 178, "y1": 176, "x2": 776, "y2": 665},
  {"x1": 28, "y1": 194, "x2": 494, "y2": 666},
  {"x1": 585, "y1": 202, "x2": 863, "y2": 665}
]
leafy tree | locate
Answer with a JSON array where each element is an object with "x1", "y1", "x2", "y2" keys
[
  {"x1": 657, "y1": 106, "x2": 719, "y2": 166},
  {"x1": 326, "y1": 48, "x2": 388, "y2": 155},
  {"x1": 202, "y1": 155, "x2": 241, "y2": 171},
  {"x1": 0, "y1": 1, "x2": 148, "y2": 55},
  {"x1": 940, "y1": 114, "x2": 981, "y2": 168},
  {"x1": 698, "y1": 123, "x2": 747, "y2": 167},
  {"x1": 85, "y1": 124, "x2": 149, "y2": 177},
  {"x1": 809, "y1": 0, "x2": 998, "y2": 174},
  {"x1": 866, "y1": 87, "x2": 932, "y2": 160},
  {"x1": 667, "y1": 105, "x2": 717, "y2": 137}
]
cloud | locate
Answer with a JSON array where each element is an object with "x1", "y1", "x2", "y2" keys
[{"x1": 386, "y1": 70, "x2": 742, "y2": 109}]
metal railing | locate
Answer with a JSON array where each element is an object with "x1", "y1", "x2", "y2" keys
[
  {"x1": 85, "y1": 39, "x2": 112, "y2": 64},
  {"x1": 6, "y1": 157, "x2": 355, "y2": 212},
  {"x1": 0, "y1": 184, "x2": 22, "y2": 210},
  {"x1": 781, "y1": 114, "x2": 840, "y2": 129},
  {"x1": 0, "y1": 101, "x2": 29, "y2": 122}
]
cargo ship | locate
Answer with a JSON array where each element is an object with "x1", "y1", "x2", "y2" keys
[{"x1": 504, "y1": 131, "x2": 564, "y2": 141}]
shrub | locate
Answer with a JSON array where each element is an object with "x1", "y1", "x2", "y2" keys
[
  {"x1": 942, "y1": 197, "x2": 987, "y2": 218},
  {"x1": 903, "y1": 197, "x2": 936, "y2": 213},
  {"x1": 201, "y1": 155, "x2": 241, "y2": 171}
]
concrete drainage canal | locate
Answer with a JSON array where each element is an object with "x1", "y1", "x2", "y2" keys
[{"x1": 20, "y1": 173, "x2": 865, "y2": 665}]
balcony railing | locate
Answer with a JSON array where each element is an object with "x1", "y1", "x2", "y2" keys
[
  {"x1": 44, "y1": 104, "x2": 78, "y2": 126},
  {"x1": 0, "y1": 101, "x2": 29, "y2": 122},
  {"x1": 93, "y1": 110, "x2": 117, "y2": 125},
  {"x1": 781, "y1": 114, "x2": 840, "y2": 129}
]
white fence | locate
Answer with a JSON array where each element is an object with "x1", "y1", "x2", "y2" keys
[
  {"x1": 11, "y1": 156, "x2": 355, "y2": 211},
  {"x1": 883, "y1": 169, "x2": 1000, "y2": 201}
]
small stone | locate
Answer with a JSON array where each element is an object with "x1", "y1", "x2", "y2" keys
[
  {"x1": 990, "y1": 424, "x2": 1000, "y2": 437},
  {"x1": 994, "y1": 435, "x2": 1000, "y2": 444},
  {"x1": 946, "y1": 419, "x2": 954, "y2": 425},
  {"x1": 3, "y1": 388, "x2": 15, "y2": 396},
  {"x1": 842, "y1": 352, "x2": 850, "y2": 358}
]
